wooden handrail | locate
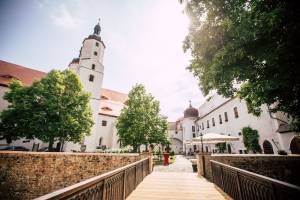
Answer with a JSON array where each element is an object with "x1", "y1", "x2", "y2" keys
[
  {"x1": 35, "y1": 157, "x2": 150, "y2": 200},
  {"x1": 210, "y1": 160, "x2": 300, "y2": 200}
]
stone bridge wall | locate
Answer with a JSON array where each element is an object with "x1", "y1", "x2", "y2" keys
[
  {"x1": 0, "y1": 151, "x2": 148, "y2": 200},
  {"x1": 197, "y1": 153, "x2": 300, "y2": 186}
]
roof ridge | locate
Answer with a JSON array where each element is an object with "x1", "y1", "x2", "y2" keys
[{"x1": 0, "y1": 59, "x2": 47, "y2": 74}]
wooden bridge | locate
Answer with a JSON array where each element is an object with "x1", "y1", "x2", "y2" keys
[
  {"x1": 35, "y1": 156, "x2": 300, "y2": 200},
  {"x1": 127, "y1": 172, "x2": 227, "y2": 200}
]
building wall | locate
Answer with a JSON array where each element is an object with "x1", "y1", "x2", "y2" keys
[
  {"x1": 182, "y1": 117, "x2": 197, "y2": 154},
  {"x1": 0, "y1": 86, "x2": 9, "y2": 112},
  {"x1": 98, "y1": 114, "x2": 120, "y2": 149},
  {"x1": 0, "y1": 151, "x2": 146, "y2": 200},
  {"x1": 167, "y1": 129, "x2": 183, "y2": 154},
  {"x1": 69, "y1": 37, "x2": 105, "y2": 152},
  {"x1": 195, "y1": 98, "x2": 292, "y2": 153}
]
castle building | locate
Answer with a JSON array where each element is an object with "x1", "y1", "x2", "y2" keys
[
  {"x1": 172, "y1": 95, "x2": 299, "y2": 155},
  {"x1": 0, "y1": 22, "x2": 127, "y2": 152}
]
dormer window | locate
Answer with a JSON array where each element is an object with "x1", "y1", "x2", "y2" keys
[
  {"x1": 94, "y1": 51, "x2": 98, "y2": 56},
  {"x1": 101, "y1": 106, "x2": 112, "y2": 111},
  {"x1": 101, "y1": 95, "x2": 109, "y2": 100},
  {"x1": 89, "y1": 74, "x2": 94, "y2": 82},
  {"x1": 92, "y1": 64, "x2": 95, "y2": 70}
]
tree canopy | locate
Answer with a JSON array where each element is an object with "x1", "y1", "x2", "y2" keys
[
  {"x1": 116, "y1": 84, "x2": 168, "y2": 152},
  {"x1": 0, "y1": 70, "x2": 93, "y2": 150},
  {"x1": 241, "y1": 126, "x2": 262, "y2": 153},
  {"x1": 183, "y1": 0, "x2": 300, "y2": 130}
]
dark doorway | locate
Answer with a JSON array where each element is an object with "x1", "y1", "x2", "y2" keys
[
  {"x1": 263, "y1": 140, "x2": 274, "y2": 154},
  {"x1": 290, "y1": 137, "x2": 300, "y2": 154},
  {"x1": 227, "y1": 144, "x2": 232, "y2": 154}
]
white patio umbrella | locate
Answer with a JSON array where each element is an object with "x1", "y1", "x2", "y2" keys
[
  {"x1": 192, "y1": 133, "x2": 239, "y2": 143},
  {"x1": 192, "y1": 133, "x2": 239, "y2": 153}
]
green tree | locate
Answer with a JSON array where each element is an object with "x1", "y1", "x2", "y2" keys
[
  {"x1": 116, "y1": 84, "x2": 168, "y2": 152},
  {"x1": 182, "y1": 1, "x2": 300, "y2": 130},
  {"x1": 215, "y1": 142, "x2": 226, "y2": 153},
  {"x1": 0, "y1": 70, "x2": 93, "y2": 151},
  {"x1": 241, "y1": 126, "x2": 262, "y2": 153}
]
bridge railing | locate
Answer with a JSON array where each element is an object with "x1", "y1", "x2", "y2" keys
[
  {"x1": 34, "y1": 157, "x2": 150, "y2": 200},
  {"x1": 210, "y1": 160, "x2": 300, "y2": 200}
]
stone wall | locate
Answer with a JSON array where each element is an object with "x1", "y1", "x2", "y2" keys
[
  {"x1": 0, "y1": 151, "x2": 148, "y2": 200},
  {"x1": 197, "y1": 153, "x2": 300, "y2": 186}
]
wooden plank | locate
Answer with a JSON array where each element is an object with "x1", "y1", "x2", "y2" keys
[{"x1": 126, "y1": 172, "x2": 230, "y2": 200}]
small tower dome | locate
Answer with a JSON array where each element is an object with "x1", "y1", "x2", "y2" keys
[{"x1": 184, "y1": 101, "x2": 199, "y2": 118}]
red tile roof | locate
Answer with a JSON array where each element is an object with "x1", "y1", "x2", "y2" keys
[
  {"x1": 0, "y1": 60, "x2": 127, "y2": 116},
  {"x1": 0, "y1": 60, "x2": 47, "y2": 86},
  {"x1": 101, "y1": 88, "x2": 128, "y2": 104}
]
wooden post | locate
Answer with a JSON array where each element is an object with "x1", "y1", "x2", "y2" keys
[
  {"x1": 236, "y1": 171, "x2": 243, "y2": 200},
  {"x1": 123, "y1": 170, "x2": 126, "y2": 200},
  {"x1": 135, "y1": 165, "x2": 137, "y2": 189},
  {"x1": 220, "y1": 166, "x2": 224, "y2": 190}
]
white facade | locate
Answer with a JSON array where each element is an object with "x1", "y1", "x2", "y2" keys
[
  {"x1": 176, "y1": 95, "x2": 298, "y2": 155},
  {"x1": 167, "y1": 122, "x2": 183, "y2": 154},
  {"x1": 66, "y1": 27, "x2": 105, "y2": 152},
  {"x1": 182, "y1": 117, "x2": 197, "y2": 154},
  {"x1": 0, "y1": 87, "x2": 9, "y2": 112}
]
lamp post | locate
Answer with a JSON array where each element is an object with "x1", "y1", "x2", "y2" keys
[{"x1": 200, "y1": 132, "x2": 204, "y2": 153}]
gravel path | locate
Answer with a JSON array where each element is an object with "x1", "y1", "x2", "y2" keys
[{"x1": 153, "y1": 155, "x2": 193, "y2": 172}]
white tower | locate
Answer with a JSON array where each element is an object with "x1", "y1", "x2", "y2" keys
[{"x1": 68, "y1": 20, "x2": 105, "y2": 152}]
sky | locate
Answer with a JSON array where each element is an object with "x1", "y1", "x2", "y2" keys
[{"x1": 0, "y1": 0, "x2": 205, "y2": 121}]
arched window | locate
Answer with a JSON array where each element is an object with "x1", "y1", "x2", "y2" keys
[
  {"x1": 290, "y1": 137, "x2": 300, "y2": 154},
  {"x1": 234, "y1": 107, "x2": 239, "y2": 118},
  {"x1": 224, "y1": 112, "x2": 228, "y2": 122},
  {"x1": 263, "y1": 140, "x2": 274, "y2": 154},
  {"x1": 89, "y1": 74, "x2": 94, "y2": 82}
]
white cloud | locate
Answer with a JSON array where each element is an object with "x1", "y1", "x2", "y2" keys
[
  {"x1": 51, "y1": 4, "x2": 83, "y2": 29},
  {"x1": 104, "y1": 1, "x2": 205, "y2": 121}
]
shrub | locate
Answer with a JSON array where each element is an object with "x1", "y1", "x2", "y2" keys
[
  {"x1": 278, "y1": 150, "x2": 288, "y2": 155},
  {"x1": 242, "y1": 126, "x2": 262, "y2": 153}
]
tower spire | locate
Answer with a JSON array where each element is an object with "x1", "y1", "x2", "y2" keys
[{"x1": 93, "y1": 19, "x2": 101, "y2": 35}]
